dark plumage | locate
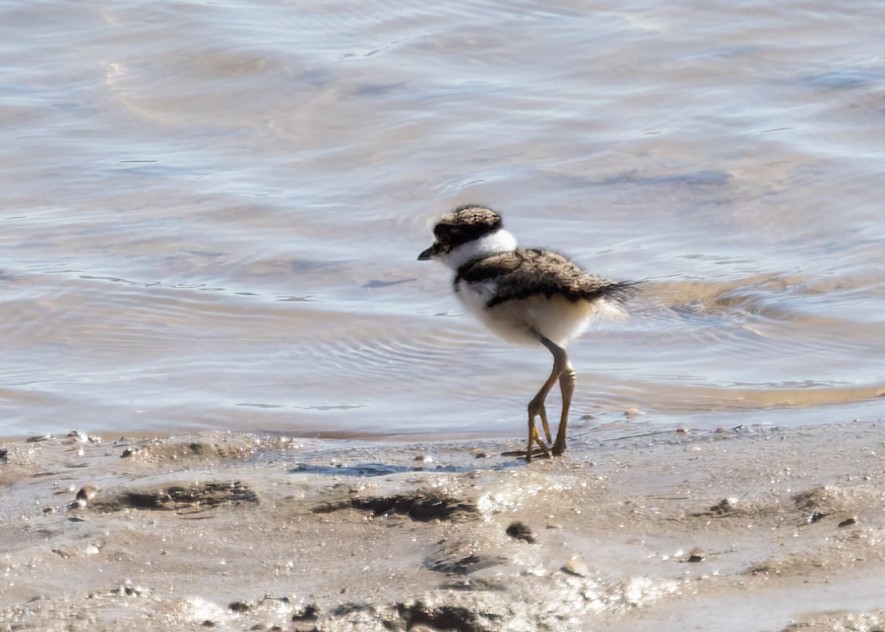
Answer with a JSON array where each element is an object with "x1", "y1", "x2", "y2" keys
[
  {"x1": 434, "y1": 205, "x2": 502, "y2": 247},
  {"x1": 455, "y1": 248, "x2": 638, "y2": 307}
]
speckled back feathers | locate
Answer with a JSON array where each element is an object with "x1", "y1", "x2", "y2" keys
[
  {"x1": 455, "y1": 248, "x2": 637, "y2": 307},
  {"x1": 433, "y1": 205, "x2": 502, "y2": 250}
]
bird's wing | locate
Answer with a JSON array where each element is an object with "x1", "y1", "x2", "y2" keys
[{"x1": 456, "y1": 249, "x2": 636, "y2": 307}]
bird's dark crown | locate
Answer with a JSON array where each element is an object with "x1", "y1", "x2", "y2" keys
[{"x1": 432, "y1": 205, "x2": 502, "y2": 248}]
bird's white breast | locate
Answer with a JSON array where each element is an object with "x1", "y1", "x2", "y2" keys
[
  {"x1": 456, "y1": 278, "x2": 498, "y2": 320},
  {"x1": 456, "y1": 278, "x2": 598, "y2": 347}
]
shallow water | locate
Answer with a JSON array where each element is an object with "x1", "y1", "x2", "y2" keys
[{"x1": 1, "y1": 0, "x2": 883, "y2": 438}]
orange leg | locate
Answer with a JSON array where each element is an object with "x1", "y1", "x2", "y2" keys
[
  {"x1": 552, "y1": 361, "x2": 576, "y2": 456},
  {"x1": 526, "y1": 335, "x2": 568, "y2": 462}
]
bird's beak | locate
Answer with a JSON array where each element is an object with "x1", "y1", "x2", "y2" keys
[{"x1": 417, "y1": 245, "x2": 434, "y2": 261}]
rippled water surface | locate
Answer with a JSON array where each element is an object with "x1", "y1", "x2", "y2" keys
[{"x1": 1, "y1": 0, "x2": 883, "y2": 439}]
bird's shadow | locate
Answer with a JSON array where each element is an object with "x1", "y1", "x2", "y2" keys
[{"x1": 288, "y1": 458, "x2": 527, "y2": 478}]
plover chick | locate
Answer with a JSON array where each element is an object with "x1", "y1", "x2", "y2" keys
[{"x1": 418, "y1": 205, "x2": 636, "y2": 461}]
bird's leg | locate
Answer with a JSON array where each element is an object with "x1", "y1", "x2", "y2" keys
[
  {"x1": 526, "y1": 335, "x2": 568, "y2": 462},
  {"x1": 534, "y1": 396, "x2": 552, "y2": 445},
  {"x1": 526, "y1": 424, "x2": 550, "y2": 463},
  {"x1": 552, "y1": 360, "x2": 576, "y2": 456}
]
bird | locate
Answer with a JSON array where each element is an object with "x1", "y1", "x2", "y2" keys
[{"x1": 418, "y1": 205, "x2": 636, "y2": 461}]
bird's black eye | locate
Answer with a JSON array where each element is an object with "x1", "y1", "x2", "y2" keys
[
  {"x1": 433, "y1": 222, "x2": 491, "y2": 248},
  {"x1": 433, "y1": 223, "x2": 455, "y2": 243}
]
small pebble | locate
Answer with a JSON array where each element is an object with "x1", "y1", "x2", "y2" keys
[
  {"x1": 67, "y1": 430, "x2": 89, "y2": 444},
  {"x1": 229, "y1": 601, "x2": 251, "y2": 613},
  {"x1": 76, "y1": 484, "x2": 100, "y2": 502},
  {"x1": 561, "y1": 557, "x2": 590, "y2": 577},
  {"x1": 506, "y1": 521, "x2": 536, "y2": 544},
  {"x1": 624, "y1": 407, "x2": 644, "y2": 419},
  {"x1": 687, "y1": 548, "x2": 705, "y2": 563},
  {"x1": 710, "y1": 498, "x2": 737, "y2": 514},
  {"x1": 292, "y1": 604, "x2": 319, "y2": 621},
  {"x1": 838, "y1": 516, "x2": 858, "y2": 528}
]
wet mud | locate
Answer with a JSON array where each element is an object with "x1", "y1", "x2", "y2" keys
[{"x1": 1, "y1": 422, "x2": 885, "y2": 631}]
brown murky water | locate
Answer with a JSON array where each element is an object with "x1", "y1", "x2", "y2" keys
[{"x1": 0, "y1": 0, "x2": 883, "y2": 439}]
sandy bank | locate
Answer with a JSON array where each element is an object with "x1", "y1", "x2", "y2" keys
[{"x1": 2, "y1": 421, "x2": 885, "y2": 631}]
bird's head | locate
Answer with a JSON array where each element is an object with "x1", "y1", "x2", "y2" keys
[{"x1": 418, "y1": 205, "x2": 516, "y2": 269}]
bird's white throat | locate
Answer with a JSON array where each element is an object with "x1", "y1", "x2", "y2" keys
[{"x1": 437, "y1": 228, "x2": 518, "y2": 270}]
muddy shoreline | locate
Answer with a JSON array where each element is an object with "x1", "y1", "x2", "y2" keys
[{"x1": 2, "y1": 421, "x2": 885, "y2": 631}]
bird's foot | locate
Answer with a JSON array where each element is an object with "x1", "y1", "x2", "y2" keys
[
  {"x1": 526, "y1": 425, "x2": 551, "y2": 462},
  {"x1": 504, "y1": 427, "x2": 552, "y2": 461},
  {"x1": 527, "y1": 399, "x2": 553, "y2": 444},
  {"x1": 502, "y1": 446, "x2": 550, "y2": 460}
]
